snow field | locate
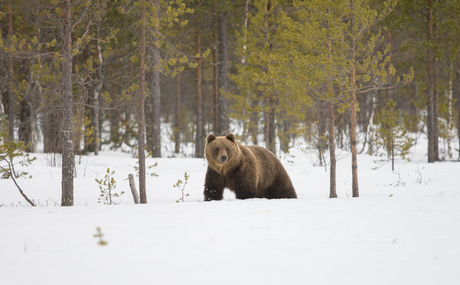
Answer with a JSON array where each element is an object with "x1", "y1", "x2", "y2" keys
[{"x1": 1, "y1": 139, "x2": 460, "y2": 284}]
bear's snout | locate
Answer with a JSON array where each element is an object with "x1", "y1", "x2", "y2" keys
[{"x1": 219, "y1": 155, "x2": 227, "y2": 163}]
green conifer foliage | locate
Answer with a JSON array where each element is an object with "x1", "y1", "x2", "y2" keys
[
  {"x1": 230, "y1": 0, "x2": 306, "y2": 152},
  {"x1": 275, "y1": 0, "x2": 413, "y2": 197},
  {"x1": 376, "y1": 100, "x2": 415, "y2": 171}
]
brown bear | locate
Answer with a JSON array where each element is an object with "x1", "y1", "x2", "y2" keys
[{"x1": 204, "y1": 133, "x2": 297, "y2": 200}]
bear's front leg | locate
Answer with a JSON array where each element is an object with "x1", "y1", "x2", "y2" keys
[
  {"x1": 233, "y1": 178, "x2": 258, "y2": 199},
  {"x1": 204, "y1": 167, "x2": 225, "y2": 201}
]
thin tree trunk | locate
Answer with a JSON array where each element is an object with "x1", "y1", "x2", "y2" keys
[
  {"x1": 19, "y1": 61, "x2": 31, "y2": 149},
  {"x1": 29, "y1": 88, "x2": 39, "y2": 153},
  {"x1": 195, "y1": 0, "x2": 204, "y2": 158},
  {"x1": 456, "y1": 62, "x2": 460, "y2": 160},
  {"x1": 250, "y1": 99, "x2": 259, "y2": 145},
  {"x1": 242, "y1": 0, "x2": 257, "y2": 145},
  {"x1": 391, "y1": 135, "x2": 395, "y2": 171},
  {"x1": 19, "y1": 99, "x2": 31, "y2": 147},
  {"x1": 61, "y1": 0, "x2": 75, "y2": 206},
  {"x1": 174, "y1": 69, "x2": 181, "y2": 154},
  {"x1": 426, "y1": 0, "x2": 435, "y2": 163},
  {"x1": 433, "y1": 65, "x2": 439, "y2": 161},
  {"x1": 447, "y1": 63, "x2": 453, "y2": 159},
  {"x1": 145, "y1": 71, "x2": 153, "y2": 153},
  {"x1": 217, "y1": 10, "x2": 229, "y2": 135},
  {"x1": 151, "y1": 47, "x2": 161, "y2": 158},
  {"x1": 326, "y1": 34, "x2": 337, "y2": 198},
  {"x1": 433, "y1": 0, "x2": 439, "y2": 161},
  {"x1": 350, "y1": 0, "x2": 359, "y2": 198},
  {"x1": 84, "y1": 86, "x2": 95, "y2": 153},
  {"x1": 138, "y1": 0, "x2": 147, "y2": 204},
  {"x1": 328, "y1": 100, "x2": 337, "y2": 198},
  {"x1": 318, "y1": 100, "x2": 327, "y2": 166},
  {"x1": 94, "y1": 23, "x2": 104, "y2": 156},
  {"x1": 7, "y1": 5, "x2": 14, "y2": 142},
  {"x1": 269, "y1": 100, "x2": 276, "y2": 154},
  {"x1": 212, "y1": 4, "x2": 218, "y2": 134},
  {"x1": 367, "y1": 89, "x2": 377, "y2": 155},
  {"x1": 264, "y1": 96, "x2": 275, "y2": 154}
]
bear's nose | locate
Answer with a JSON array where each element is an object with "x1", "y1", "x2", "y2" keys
[{"x1": 220, "y1": 155, "x2": 227, "y2": 163}]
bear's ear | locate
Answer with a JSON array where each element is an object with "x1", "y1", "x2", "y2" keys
[
  {"x1": 206, "y1": 134, "x2": 216, "y2": 144},
  {"x1": 226, "y1": 133, "x2": 236, "y2": 143}
]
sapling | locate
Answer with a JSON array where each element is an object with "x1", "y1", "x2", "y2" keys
[
  {"x1": 173, "y1": 172, "x2": 190, "y2": 203},
  {"x1": 95, "y1": 168, "x2": 125, "y2": 205},
  {"x1": 375, "y1": 100, "x2": 415, "y2": 170},
  {"x1": 0, "y1": 119, "x2": 36, "y2": 206},
  {"x1": 93, "y1": 227, "x2": 108, "y2": 246}
]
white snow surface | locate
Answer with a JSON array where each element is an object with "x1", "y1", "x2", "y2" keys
[{"x1": 1, "y1": 138, "x2": 460, "y2": 285}]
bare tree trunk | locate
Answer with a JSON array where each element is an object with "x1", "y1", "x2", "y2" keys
[
  {"x1": 447, "y1": 64, "x2": 453, "y2": 159},
  {"x1": 250, "y1": 99, "x2": 259, "y2": 145},
  {"x1": 94, "y1": 23, "x2": 104, "y2": 156},
  {"x1": 138, "y1": 0, "x2": 147, "y2": 204},
  {"x1": 264, "y1": 96, "x2": 276, "y2": 154},
  {"x1": 433, "y1": 0, "x2": 439, "y2": 161},
  {"x1": 350, "y1": 0, "x2": 359, "y2": 198},
  {"x1": 367, "y1": 89, "x2": 377, "y2": 155},
  {"x1": 19, "y1": 99, "x2": 31, "y2": 148},
  {"x1": 145, "y1": 71, "x2": 153, "y2": 153},
  {"x1": 7, "y1": 5, "x2": 14, "y2": 142},
  {"x1": 426, "y1": 0, "x2": 435, "y2": 163},
  {"x1": 61, "y1": 0, "x2": 74, "y2": 206},
  {"x1": 84, "y1": 86, "x2": 94, "y2": 153},
  {"x1": 217, "y1": 9, "x2": 229, "y2": 135},
  {"x1": 174, "y1": 69, "x2": 181, "y2": 154},
  {"x1": 391, "y1": 135, "x2": 395, "y2": 171},
  {"x1": 328, "y1": 101, "x2": 337, "y2": 198},
  {"x1": 269, "y1": 100, "x2": 276, "y2": 154},
  {"x1": 433, "y1": 63, "x2": 439, "y2": 161},
  {"x1": 456, "y1": 62, "x2": 460, "y2": 160},
  {"x1": 195, "y1": 0, "x2": 204, "y2": 158},
  {"x1": 151, "y1": 47, "x2": 161, "y2": 158},
  {"x1": 44, "y1": 107, "x2": 62, "y2": 154},
  {"x1": 128, "y1": 174, "x2": 140, "y2": 204},
  {"x1": 212, "y1": 4, "x2": 218, "y2": 134},
  {"x1": 318, "y1": 100, "x2": 328, "y2": 166}
]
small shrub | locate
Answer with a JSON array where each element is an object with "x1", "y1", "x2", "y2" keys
[
  {"x1": 93, "y1": 227, "x2": 108, "y2": 246},
  {"x1": 173, "y1": 172, "x2": 190, "y2": 203},
  {"x1": 95, "y1": 168, "x2": 124, "y2": 205}
]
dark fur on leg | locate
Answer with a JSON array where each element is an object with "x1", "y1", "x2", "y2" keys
[{"x1": 203, "y1": 167, "x2": 225, "y2": 201}]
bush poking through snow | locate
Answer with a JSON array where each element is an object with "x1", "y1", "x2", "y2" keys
[
  {"x1": 0, "y1": 119, "x2": 36, "y2": 179},
  {"x1": 95, "y1": 168, "x2": 125, "y2": 205},
  {"x1": 0, "y1": 119, "x2": 36, "y2": 206},
  {"x1": 173, "y1": 172, "x2": 189, "y2": 203},
  {"x1": 93, "y1": 227, "x2": 108, "y2": 246}
]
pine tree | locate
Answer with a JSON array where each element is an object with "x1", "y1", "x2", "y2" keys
[
  {"x1": 230, "y1": 0, "x2": 306, "y2": 153},
  {"x1": 376, "y1": 100, "x2": 415, "y2": 170},
  {"x1": 274, "y1": 0, "x2": 412, "y2": 197},
  {"x1": 123, "y1": 0, "x2": 200, "y2": 202}
]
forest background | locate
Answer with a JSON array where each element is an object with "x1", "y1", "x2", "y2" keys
[{"x1": 1, "y1": 0, "x2": 459, "y2": 206}]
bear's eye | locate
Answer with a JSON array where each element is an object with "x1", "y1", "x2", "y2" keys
[
  {"x1": 216, "y1": 148, "x2": 219, "y2": 151},
  {"x1": 226, "y1": 148, "x2": 229, "y2": 152}
]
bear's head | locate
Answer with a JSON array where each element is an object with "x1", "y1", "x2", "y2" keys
[{"x1": 205, "y1": 133, "x2": 241, "y2": 175}]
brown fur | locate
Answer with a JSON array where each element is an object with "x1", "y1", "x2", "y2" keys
[{"x1": 204, "y1": 133, "x2": 297, "y2": 200}]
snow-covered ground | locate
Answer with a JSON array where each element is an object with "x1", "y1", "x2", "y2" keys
[{"x1": 1, "y1": 137, "x2": 460, "y2": 285}]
